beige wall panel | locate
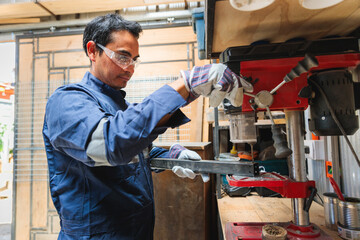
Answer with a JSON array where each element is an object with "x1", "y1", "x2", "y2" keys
[
  {"x1": 133, "y1": 62, "x2": 189, "y2": 77},
  {"x1": 139, "y1": 27, "x2": 197, "y2": 45},
  {"x1": 69, "y1": 68, "x2": 89, "y2": 82},
  {"x1": 38, "y1": 35, "x2": 83, "y2": 53},
  {"x1": 34, "y1": 57, "x2": 49, "y2": 96},
  {"x1": 48, "y1": 190, "x2": 55, "y2": 210},
  {"x1": 14, "y1": 161, "x2": 31, "y2": 181},
  {"x1": 177, "y1": 125, "x2": 190, "y2": 142},
  {"x1": 195, "y1": 57, "x2": 208, "y2": 67},
  {"x1": 49, "y1": 73, "x2": 67, "y2": 94},
  {"x1": 33, "y1": 57, "x2": 49, "y2": 150},
  {"x1": 188, "y1": 97, "x2": 203, "y2": 142},
  {"x1": 54, "y1": 51, "x2": 89, "y2": 68},
  {"x1": 19, "y1": 42, "x2": 33, "y2": 83},
  {"x1": 139, "y1": 44, "x2": 192, "y2": 62},
  {"x1": 16, "y1": 120, "x2": 32, "y2": 147},
  {"x1": 15, "y1": 182, "x2": 31, "y2": 240},
  {"x1": 32, "y1": 181, "x2": 48, "y2": 228},
  {"x1": 35, "y1": 234, "x2": 58, "y2": 240}
]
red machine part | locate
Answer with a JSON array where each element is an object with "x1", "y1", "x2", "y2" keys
[
  {"x1": 226, "y1": 172, "x2": 315, "y2": 198},
  {"x1": 240, "y1": 53, "x2": 360, "y2": 112},
  {"x1": 225, "y1": 222, "x2": 333, "y2": 240}
]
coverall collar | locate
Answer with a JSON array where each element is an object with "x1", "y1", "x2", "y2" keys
[{"x1": 83, "y1": 71, "x2": 127, "y2": 99}]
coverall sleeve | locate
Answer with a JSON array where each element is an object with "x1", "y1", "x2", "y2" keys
[
  {"x1": 149, "y1": 146, "x2": 170, "y2": 159},
  {"x1": 44, "y1": 84, "x2": 189, "y2": 167}
]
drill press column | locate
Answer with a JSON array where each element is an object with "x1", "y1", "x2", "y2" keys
[{"x1": 286, "y1": 110, "x2": 310, "y2": 226}]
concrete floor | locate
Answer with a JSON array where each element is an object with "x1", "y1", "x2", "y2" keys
[{"x1": 0, "y1": 224, "x2": 10, "y2": 240}]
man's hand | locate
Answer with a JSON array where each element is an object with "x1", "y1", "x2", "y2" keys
[
  {"x1": 168, "y1": 143, "x2": 201, "y2": 160},
  {"x1": 181, "y1": 63, "x2": 252, "y2": 107},
  {"x1": 169, "y1": 144, "x2": 209, "y2": 182}
]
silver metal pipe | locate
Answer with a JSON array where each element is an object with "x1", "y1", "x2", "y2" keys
[
  {"x1": 0, "y1": 10, "x2": 192, "y2": 33},
  {"x1": 285, "y1": 110, "x2": 310, "y2": 226}
]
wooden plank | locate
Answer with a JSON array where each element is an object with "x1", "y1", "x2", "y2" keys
[
  {"x1": 133, "y1": 61, "x2": 189, "y2": 77},
  {"x1": 54, "y1": 51, "x2": 89, "y2": 68},
  {"x1": 31, "y1": 49, "x2": 50, "y2": 231},
  {"x1": 246, "y1": 195, "x2": 292, "y2": 222},
  {"x1": 15, "y1": 182, "x2": 31, "y2": 240},
  {"x1": 189, "y1": 96, "x2": 204, "y2": 142},
  {"x1": 39, "y1": 35, "x2": 83, "y2": 53},
  {"x1": 0, "y1": 2, "x2": 49, "y2": 20},
  {"x1": 0, "y1": 18, "x2": 40, "y2": 24},
  {"x1": 140, "y1": 44, "x2": 192, "y2": 62},
  {"x1": 202, "y1": 97, "x2": 211, "y2": 142},
  {"x1": 212, "y1": 0, "x2": 360, "y2": 54},
  {"x1": 39, "y1": 0, "x2": 202, "y2": 15},
  {"x1": 31, "y1": 181, "x2": 48, "y2": 228},
  {"x1": 19, "y1": 39, "x2": 34, "y2": 83},
  {"x1": 0, "y1": 0, "x2": 202, "y2": 21}
]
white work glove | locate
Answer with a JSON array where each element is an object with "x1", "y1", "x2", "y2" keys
[
  {"x1": 169, "y1": 144, "x2": 210, "y2": 183},
  {"x1": 181, "y1": 63, "x2": 252, "y2": 107}
]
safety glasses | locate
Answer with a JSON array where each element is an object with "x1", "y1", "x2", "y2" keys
[{"x1": 97, "y1": 43, "x2": 140, "y2": 69}]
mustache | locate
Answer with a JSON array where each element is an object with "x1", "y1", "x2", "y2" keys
[{"x1": 118, "y1": 73, "x2": 132, "y2": 79}]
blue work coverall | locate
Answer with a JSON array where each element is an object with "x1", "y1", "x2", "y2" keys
[{"x1": 42, "y1": 71, "x2": 189, "y2": 239}]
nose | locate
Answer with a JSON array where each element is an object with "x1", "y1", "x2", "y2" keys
[{"x1": 123, "y1": 64, "x2": 135, "y2": 74}]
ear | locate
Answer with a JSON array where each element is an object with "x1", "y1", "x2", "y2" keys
[{"x1": 87, "y1": 41, "x2": 97, "y2": 62}]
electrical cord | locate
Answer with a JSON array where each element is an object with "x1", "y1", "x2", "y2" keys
[
  {"x1": 308, "y1": 79, "x2": 360, "y2": 168},
  {"x1": 315, "y1": 192, "x2": 324, "y2": 206}
]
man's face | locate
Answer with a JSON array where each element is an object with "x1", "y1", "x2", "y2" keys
[{"x1": 90, "y1": 30, "x2": 139, "y2": 90}]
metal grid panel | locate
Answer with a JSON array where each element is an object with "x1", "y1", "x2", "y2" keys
[
  {"x1": 15, "y1": 78, "x2": 81, "y2": 182},
  {"x1": 126, "y1": 75, "x2": 192, "y2": 142}
]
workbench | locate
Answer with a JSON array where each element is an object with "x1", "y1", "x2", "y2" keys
[{"x1": 218, "y1": 194, "x2": 341, "y2": 239}]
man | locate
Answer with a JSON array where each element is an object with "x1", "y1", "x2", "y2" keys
[{"x1": 43, "y1": 14, "x2": 246, "y2": 239}]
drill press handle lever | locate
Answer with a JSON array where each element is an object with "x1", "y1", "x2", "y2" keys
[
  {"x1": 243, "y1": 55, "x2": 318, "y2": 159},
  {"x1": 270, "y1": 54, "x2": 319, "y2": 94}
]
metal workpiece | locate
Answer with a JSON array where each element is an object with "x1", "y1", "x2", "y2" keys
[
  {"x1": 150, "y1": 158, "x2": 260, "y2": 176},
  {"x1": 286, "y1": 110, "x2": 310, "y2": 226}
]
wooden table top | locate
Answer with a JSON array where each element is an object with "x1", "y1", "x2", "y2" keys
[{"x1": 218, "y1": 194, "x2": 341, "y2": 239}]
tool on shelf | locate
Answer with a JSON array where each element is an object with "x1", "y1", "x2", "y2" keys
[{"x1": 329, "y1": 176, "x2": 345, "y2": 201}]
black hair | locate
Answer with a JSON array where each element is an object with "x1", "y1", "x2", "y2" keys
[{"x1": 82, "y1": 13, "x2": 142, "y2": 56}]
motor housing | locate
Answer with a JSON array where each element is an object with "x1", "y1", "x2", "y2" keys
[{"x1": 308, "y1": 69, "x2": 359, "y2": 136}]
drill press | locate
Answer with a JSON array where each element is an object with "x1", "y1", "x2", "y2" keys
[{"x1": 221, "y1": 37, "x2": 360, "y2": 239}]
